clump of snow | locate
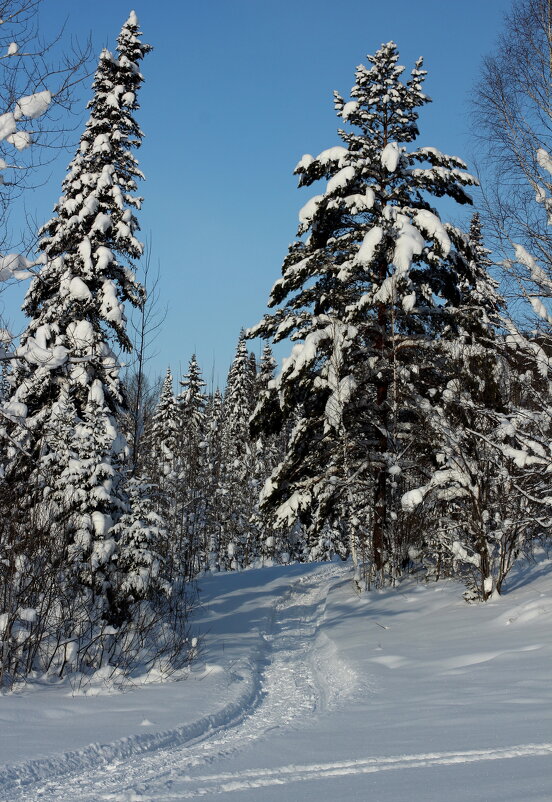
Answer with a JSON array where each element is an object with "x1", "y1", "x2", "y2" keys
[
  {"x1": 315, "y1": 146, "x2": 348, "y2": 167},
  {"x1": 0, "y1": 253, "x2": 36, "y2": 281},
  {"x1": 326, "y1": 166, "x2": 355, "y2": 194},
  {"x1": 402, "y1": 291, "x2": 416, "y2": 311},
  {"x1": 402, "y1": 487, "x2": 425, "y2": 512},
  {"x1": 18, "y1": 339, "x2": 68, "y2": 369},
  {"x1": 299, "y1": 194, "x2": 323, "y2": 226},
  {"x1": 91, "y1": 511, "x2": 112, "y2": 537},
  {"x1": 537, "y1": 148, "x2": 552, "y2": 175},
  {"x1": 69, "y1": 276, "x2": 92, "y2": 301},
  {"x1": 529, "y1": 296, "x2": 551, "y2": 322},
  {"x1": 67, "y1": 319, "x2": 95, "y2": 349},
  {"x1": 7, "y1": 130, "x2": 31, "y2": 150},
  {"x1": 92, "y1": 212, "x2": 111, "y2": 233},
  {"x1": 451, "y1": 540, "x2": 480, "y2": 567},
  {"x1": 355, "y1": 226, "x2": 383, "y2": 265},
  {"x1": 325, "y1": 374, "x2": 357, "y2": 431},
  {"x1": 2, "y1": 399, "x2": 27, "y2": 420},
  {"x1": 343, "y1": 189, "x2": 375, "y2": 213},
  {"x1": 0, "y1": 112, "x2": 16, "y2": 141},
  {"x1": 90, "y1": 538, "x2": 116, "y2": 570},
  {"x1": 88, "y1": 379, "x2": 105, "y2": 406},
  {"x1": 381, "y1": 142, "x2": 401, "y2": 172},
  {"x1": 7, "y1": 41, "x2": 18, "y2": 56},
  {"x1": 413, "y1": 209, "x2": 450, "y2": 255},
  {"x1": 80, "y1": 195, "x2": 100, "y2": 220},
  {"x1": 393, "y1": 220, "x2": 424, "y2": 271},
  {"x1": 14, "y1": 90, "x2": 51, "y2": 120},
  {"x1": 341, "y1": 100, "x2": 358, "y2": 120},
  {"x1": 18, "y1": 608, "x2": 37, "y2": 623},
  {"x1": 95, "y1": 246, "x2": 114, "y2": 272},
  {"x1": 294, "y1": 154, "x2": 314, "y2": 172},
  {"x1": 513, "y1": 243, "x2": 550, "y2": 288}
]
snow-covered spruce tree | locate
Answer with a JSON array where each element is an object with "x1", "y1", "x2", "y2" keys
[
  {"x1": 146, "y1": 368, "x2": 179, "y2": 484},
  {"x1": 203, "y1": 388, "x2": 225, "y2": 570},
  {"x1": 111, "y1": 476, "x2": 169, "y2": 608},
  {"x1": 177, "y1": 354, "x2": 208, "y2": 578},
  {"x1": 3, "y1": 14, "x2": 151, "y2": 627},
  {"x1": 178, "y1": 355, "x2": 207, "y2": 435},
  {"x1": 250, "y1": 42, "x2": 480, "y2": 586},
  {"x1": 140, "y1": 368, "x2": 182, "y2": 578},
  {"x1": 219, "y1": 332, "x2": 258, "y2": 569},
  {"x1": 250, "y1": 343, "x2": 297, "y2": 563},
  {"x1": 401, "y1": 213, "x2": 524, "y2": 599}
]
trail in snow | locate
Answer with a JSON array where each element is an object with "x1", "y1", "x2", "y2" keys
[
  {"x1": 138, "y1": 743, "x2": 552, "y2": 799},
  {"x1": 6, "y1": 563, "x2": 351, "y2": 802}
]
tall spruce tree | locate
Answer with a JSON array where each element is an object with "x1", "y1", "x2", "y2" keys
[
  {"x1": 405, "y1": 213, "x2": 533, "y2": 599},
  {"x1": 177, "y1": 355, "x2": 208, "y2": 577},
  {"x1": 146, "y1": 367, "x2": 179, "y2": 482},
  {"x1": 203, "y1": 388, "x2": 225, "y2": 570},
  {"x1": 250, "y1": 42, "x2": 481, "y2": 585},
  {"x1": 4, "y1": 13, "x2": 151, "y2": 611},
  {"x1": 219, "y1": 332, "x2": 257, "y2": 569},
  {"x1": 251, "y1": 343, "x2": 291, "y2": 563}
]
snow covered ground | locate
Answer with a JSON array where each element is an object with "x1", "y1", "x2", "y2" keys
[{"x1": 1, "y1": 557, "x2": 551, "y2": 801}]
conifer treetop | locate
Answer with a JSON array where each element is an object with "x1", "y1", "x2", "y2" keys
[
  {"x1": 13, "y1": 13, "x2": 152, "y2": 425},
  {"x1": 251, "y1": 41, "x2": 479, "y2": 346}
]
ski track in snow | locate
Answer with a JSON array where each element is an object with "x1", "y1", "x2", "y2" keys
[
  {"x1": 2, "y1": 563, "x2": 352, "y2": 801},
  {"x1": 130, "y1": 743, "x2": 552, "y2": 799}
]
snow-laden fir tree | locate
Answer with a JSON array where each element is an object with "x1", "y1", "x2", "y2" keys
[
  {"x1": 141, "y1": 367, "x2": 182, "y2": 578},
  {"x1": 219, "y1": 332, "x2": 257, "y2": 569},
  {"x1": 250, "y1": 343, "x2": 293, "y2": 563},
  {"x1": 250, "y1": 42, "x2": 481, "y2": 586},
  {"x1": 203, "y1": 388, "x2": 225, "y2": 570},
  {"x1": 111, "y1": 476, "x2": 170, "y2": 611},
  {"x1": 177, "y1": 354, "x2": 208, "y2": 578},
  {"x1": 401, "y1": 212, "x2": 521, "y2": 599},
  {"x1": 146, "y1": 367, "x2": 179, "y2": 483},
  {"x1": 178, "y1": 355, "x2": 207, "y2": 435},
  {"x1": 3, "y1": 12, "x2": 151, "y2": 615}
]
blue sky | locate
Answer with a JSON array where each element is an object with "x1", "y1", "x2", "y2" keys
[{"x1": 2, "y1": 0, "x2": 511, "y2": 389}]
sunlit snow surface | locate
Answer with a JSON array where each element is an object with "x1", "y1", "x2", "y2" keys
[{"x1": 1, "y1": 558, "x2": 552, "y2": 801}]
